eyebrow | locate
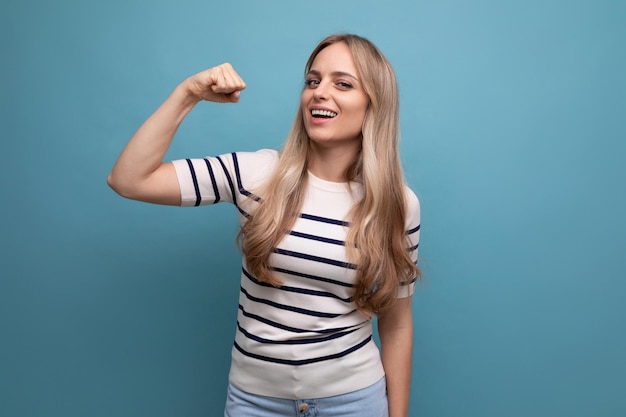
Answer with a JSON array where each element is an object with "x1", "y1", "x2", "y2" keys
[{"x1": 307, "y1": 69, "x2": 359, "y2": 81}]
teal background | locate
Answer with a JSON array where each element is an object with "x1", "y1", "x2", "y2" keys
[{"x1": 1, "y1": 0, "x2": 625, "y2": 416}]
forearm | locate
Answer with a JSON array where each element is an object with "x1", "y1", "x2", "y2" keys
[
  {"x1": 108, "y1": 81, "x2": 199, "y2": 196},
  {"x1": 378, "y1": 298, "x2": 413, "y2": 417}
]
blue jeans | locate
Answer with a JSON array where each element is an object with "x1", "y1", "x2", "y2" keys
[{"x1": 224, "y1": 377, "x2": 389, "y2": 417}]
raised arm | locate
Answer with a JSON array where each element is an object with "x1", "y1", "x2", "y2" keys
[
  {"x1": 378, "y1": 296, "x2": 413, "y2": 417},
  {"x1": 107, "y1": 63, "x2": 246, "y2": 205}
]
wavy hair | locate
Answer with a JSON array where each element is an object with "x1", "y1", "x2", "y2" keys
[{"x1": 239, "y1": 34, "x2": 420, "y2": 314}]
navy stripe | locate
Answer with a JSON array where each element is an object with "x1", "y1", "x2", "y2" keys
[
  {"x1": 203, "y1": 158, "x2": 220, "y2": 204},
  {"x1": 233, "y1": 335, "x2": 372, "y2": 366},
  {"x1": 240, "y1": 287, "x2": 341, "y2": 318},
  {"x1": 400, "y1": 277, "x2": 418, "y2": 287},
  {"x1": 237, "y1": 207, "x2": 251, "y2": 219},
  {"x1": 238, "y1": 305, "x2": 309, "y2": 333},
  {"x1": 238, "y1": 304, "x2": 359, "y2": 335},
  {"x1": 288, "y1": 230, "x2": 345, "y2": 246},
  {"x1": 271, "y1": 267, "x2": 354, "y2": 288},
  {"x1": 273, "y1": 248, "x2": 356, "y2": 269},
  {"x1": 407, "y1": 224, "x2": 421, "y2": 235},
  {"x1": 243, "y1": 267, "x2": 352, "y2": 302},
  {"x1": 237, "y1": 321, "x2": 359, "y2": 345},
  {"x1": 408, "y1": 243, "x2": 419, "y2": 252},
  {"x1": 232, "y1": 153, "x2": 261, "y2": 202},
  {"x1": 300, "y1": 213, "x2": 349, "y2": 227},
  {"x1": 216, "y1": 156, "x2": 238, "y2": 205},
  {"x1": 185, "y1": 159, "x2": 202, "y2": 207}
]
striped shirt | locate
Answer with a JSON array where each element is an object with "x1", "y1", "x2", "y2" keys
[{"x1": 172, "y1": 149, "x2": 420, "y2": 399}]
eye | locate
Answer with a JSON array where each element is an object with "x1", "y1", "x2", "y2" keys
[
  {"x1": 305, "y1": 78, "x2": 320, "y2": 88},
  {"x1": 336, "y1": 81, "x2": 353, "y2": 90}
]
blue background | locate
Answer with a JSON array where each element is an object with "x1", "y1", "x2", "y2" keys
[{"x1": 1, "y1": 0, "x2": 625, "y2": 416}]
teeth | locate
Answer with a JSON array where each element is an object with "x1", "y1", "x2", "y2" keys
[{"x1": 311, "y1": 109, "x2": 337, "y2": 118}]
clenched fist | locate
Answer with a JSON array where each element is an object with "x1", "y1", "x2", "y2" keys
[{"x1": 185, "y1": 63, "x2": 247, "y2": 103}]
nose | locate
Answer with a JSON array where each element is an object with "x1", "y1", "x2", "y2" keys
[{"x1": 312, "y1": 80, "x2": 330, "y2": 100}]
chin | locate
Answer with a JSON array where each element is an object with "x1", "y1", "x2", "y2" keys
[{"x1": 308, "y1": 134, "x2": 338, "y2": 144}]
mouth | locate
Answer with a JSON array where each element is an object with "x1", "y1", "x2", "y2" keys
[{"x1": 311, "y1": 109, "x2": 337, "y2": 119}]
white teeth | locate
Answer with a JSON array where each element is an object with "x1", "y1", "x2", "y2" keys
[{"x1": 311, "y1": 109, "x2": 337, "y2": 118}]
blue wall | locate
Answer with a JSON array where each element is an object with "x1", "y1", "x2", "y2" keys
[{"x1": 2, "y1": 1, "x2": 624, "y2": 416}]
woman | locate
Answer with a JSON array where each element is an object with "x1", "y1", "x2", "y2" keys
[{"x1": 109, "y1": 34, "x2": 420, "y2": 417}]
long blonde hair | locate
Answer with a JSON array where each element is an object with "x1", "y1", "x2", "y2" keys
[{"x1": 239, "y1": 34, "x2": 420, "y2": 314}]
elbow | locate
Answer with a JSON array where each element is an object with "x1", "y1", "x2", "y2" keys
[
  {"x1": 106, "y1": 172, "x2": 116, "y2": 190},
  {"x1": 107, "y1": 171, "x2": 118, "y2": 193},
  {"x1": 107, "y1": 171, "x2": 133, "y2": 199}
]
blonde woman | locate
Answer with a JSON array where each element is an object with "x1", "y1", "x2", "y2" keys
[{"x1": 109, "y1": 34, "x2": 420, "y2": 417}]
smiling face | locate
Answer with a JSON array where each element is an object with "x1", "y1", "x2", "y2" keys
[{"x1": 301, "y1": 42, "x2": 370, "y2": 149}]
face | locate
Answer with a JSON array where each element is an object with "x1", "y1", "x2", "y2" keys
[{"x1": 301, "y1": 42, "x2": 369, "y2": 148}]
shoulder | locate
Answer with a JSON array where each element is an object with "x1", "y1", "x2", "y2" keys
[
  {"x1": 403, "y1": 185, "x2": 420, "y2": 213},
  {"x1": 225, "y1": 148, "x2": 279, "y2": 174},
  {"x1": 232, "y1": 148, "x2": 279, "y2": 164},
  {"x1": 403, "y1": 184, "x2": 420, "y2": 227},
  {"x1": 227, "y1": 148, "x2": 279, "y2": 191}
]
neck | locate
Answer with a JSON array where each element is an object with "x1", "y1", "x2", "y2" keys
[{"x1": 307, "y1": 141, "x2": 361, "y2": 182}]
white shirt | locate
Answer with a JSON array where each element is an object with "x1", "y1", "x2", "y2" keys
[{"x1": 172, "y1": 149, "x2": 420, "y2": 399}]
